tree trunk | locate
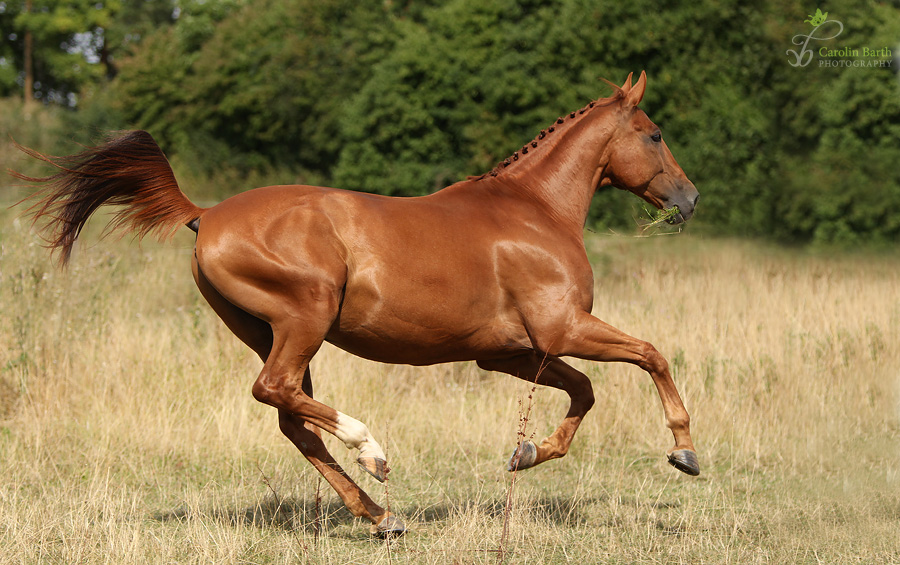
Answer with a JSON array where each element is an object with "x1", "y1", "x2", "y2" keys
[{"x1": 23, "y1": 0, "x2": 36, "y2": 113}]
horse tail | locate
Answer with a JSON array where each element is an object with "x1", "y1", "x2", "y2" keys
[{"x1": 11, "y1": 130, "x2": 204, "y2": 266}]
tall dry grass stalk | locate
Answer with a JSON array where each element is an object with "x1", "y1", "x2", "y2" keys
[{"x1": 1, "y1": 207, "x2": 899, "y2": 563}]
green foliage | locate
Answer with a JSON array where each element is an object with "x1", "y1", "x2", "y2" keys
[
  {"x1": 333, "y1": 0, "x2": 607, "y2": 196},
  {"x1": 102, "y1": 0, "x2": 177, "y2": 72},
  {"x1": 5, "y1": 0, "x2": 900, "y2": 244},
  {"x1": 767, "y1": 0, "x2": 900, "y2": 245},
  {"x1": 1, "y1": 0, "x2": 120, "y2": 104},
  {"x1": 105, "y1": 0, "x2": 398, "y2": 183}
]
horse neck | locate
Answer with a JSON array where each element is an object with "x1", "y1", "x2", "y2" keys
[{"x1": 497, "y1": 104, "x2": 618, "y2": 229}]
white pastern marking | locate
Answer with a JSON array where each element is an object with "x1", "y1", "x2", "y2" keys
[{"x1": 335, "y1": 412, "x2": 386, "y2": 461}]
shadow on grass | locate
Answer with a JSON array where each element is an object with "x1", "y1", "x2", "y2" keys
[
  {"x1": 151, "y1": 495, "x2": 359, "y2": 535},
  {"x1": 151, "y1": 489, "x2": 684, "y2": 537},
  {"x1": 406, "y1": 492, "x2": 681, "y2": 528}
]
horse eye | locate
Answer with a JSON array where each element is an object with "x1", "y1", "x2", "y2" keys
[{"x1": 650, "y1": 132, "x2": 662, "y2": 143}]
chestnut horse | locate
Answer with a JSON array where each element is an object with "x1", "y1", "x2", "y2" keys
[{"x1": 16, "y1": 72, "x2": 699, "y2": 536}]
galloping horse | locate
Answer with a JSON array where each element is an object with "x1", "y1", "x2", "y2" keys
[{"x1": 15, "y1": 72, "x2": 699, "y2": 536}]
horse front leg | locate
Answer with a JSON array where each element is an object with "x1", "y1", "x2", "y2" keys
[
  {"x1": 547, "y1": 311, "x2": 700, "y2": 476},
  {"x1": 477, "y1": 354, "x2": 594, "y2": 472}
]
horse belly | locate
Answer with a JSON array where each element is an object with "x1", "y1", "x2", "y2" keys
[
  {"x1": 325, "y1": 325, "x2": 525, "y2": 365},
  {"x1": 327, "y1": 277, "x2": 528, "y2": 365}
]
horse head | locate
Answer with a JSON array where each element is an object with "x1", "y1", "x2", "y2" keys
[{"x1": 599, "y1": 71, "x2": 699, "y2": 223}]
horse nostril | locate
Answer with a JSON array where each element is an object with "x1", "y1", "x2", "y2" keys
[{"x1": 692, "y1": 194, "x2": 700, "y2": 208}]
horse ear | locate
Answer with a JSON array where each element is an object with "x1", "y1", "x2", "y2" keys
[
  {"x1": 620, "y1": 72, "x2": 634, "y2": 93},
  {"x1": 624, "y1": 70, "x2": 647, "y2": 108}
]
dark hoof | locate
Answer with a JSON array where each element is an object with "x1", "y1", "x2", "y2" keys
[
  {"x1": 357, "y1": 457, "x2": 388, "y2": 482},
  {"x1": 507, "y1": 440, "x2": 538, "y2": 472},
  {"x1": 371, "y1": 514, "x2": 406, "y2": 538},
  {"x1": 667, "y1": 449, "x2": 700, "y2": 476}
]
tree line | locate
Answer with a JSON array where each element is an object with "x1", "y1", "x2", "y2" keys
[{"x1": 3, "y1": 0, "x2": 900, "y2": 244}]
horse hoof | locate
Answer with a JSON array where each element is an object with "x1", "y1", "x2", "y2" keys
[
  {"x1": 667, "y1": 449, "x2": 700, "y2": 476},
  {"x1": 370, "y1": 514, "x2": 406, "y2": 538},
  {"x1": 507, "y1": 440, "x2": 538, "y2": 471},
  {"x1": 357, "y1": 457, "x2": 389, "y2": 482}
]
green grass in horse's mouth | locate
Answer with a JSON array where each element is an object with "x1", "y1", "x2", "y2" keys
[{"x1": 641, "y1": 205, "x2": 682, "y2": 231}]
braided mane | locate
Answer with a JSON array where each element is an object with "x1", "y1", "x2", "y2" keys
[{"x1": 472, "y1": 86, "x2": 626, "y2": 181}]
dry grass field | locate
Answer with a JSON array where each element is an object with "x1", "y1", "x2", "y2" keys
[{"x1": 1, "y1": 207, "x2": 899, "y2": 564}]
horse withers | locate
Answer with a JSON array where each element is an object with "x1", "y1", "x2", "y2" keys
[{"x1": 14, "y1": 71, "x2": 699, "y2": 537}]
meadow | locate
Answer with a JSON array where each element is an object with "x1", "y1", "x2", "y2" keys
[{"x1": 1, "y1": 207, "x2": 899, "y2": 564}]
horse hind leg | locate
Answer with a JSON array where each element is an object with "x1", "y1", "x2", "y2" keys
[
  {"x1": 248, "y1": 325, "x2": 390, "y2": 480},
  {"x1": 195, "y1": 246, "x2": 391, "y2": 480},
  {"x1": 252, "y1": 335, "x2": 400, "y2": 532},
  {"x1": 333, "y1": 411, "x2": 389, "y2": 481},
  {"x1": 478, "y1": 354, "x2": 595, "y2": 472},
  {"x1": 192, "y1": 254, "x2": 272, "y2": 359},
  {"x1": 260, "y1": 332, "x2": 398, "y2": 535},
  {"x1": 277, "y1": 370, "x2": 404, "y2": 537},
  {"x1": 192, "y1": 254, "x2": 399, "y2": 533}
]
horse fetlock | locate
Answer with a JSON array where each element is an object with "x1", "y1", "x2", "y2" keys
[
  {"x1": 344, "y1": 498, "x2": 370, "y2": 517},
  {"x1": 335, "y1": 412, "x2": 369, "y2": 446},
  {"x1": 335, "y1": 411, "x2": 387, "y2": 460},
  {"x1": 538, "y1": 435, "x2": 568, "y2": 460},
  {"x1": 578, "y1": 391, "x2": 596, "y2": 412},
  {"x1": 666, "y1": 413, "x2": 690, "y2": 431}
]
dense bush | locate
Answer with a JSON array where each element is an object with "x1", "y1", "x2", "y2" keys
[{"x1": 5, "y1": 0, "x2": 900, "y2": 244}]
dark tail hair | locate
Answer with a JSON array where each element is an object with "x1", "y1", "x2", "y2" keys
[{"x1": 10, "y1": 130, "x2": 204, "y2": 266}]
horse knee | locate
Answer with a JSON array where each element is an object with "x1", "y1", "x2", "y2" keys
[
  {"x1": 579, "y1": 387, "x2": 595, "y2": 412},
  {"x1": 561, "y1": 371, "x2": 594, "y2": 413},
  {"x1": 638, "y1": 342, "x2": 669, "y2": 374}
]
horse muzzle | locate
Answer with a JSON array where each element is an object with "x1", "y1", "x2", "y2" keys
[{"x1": 662, "y1": 182, "x2": 699, "y2": 224}]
